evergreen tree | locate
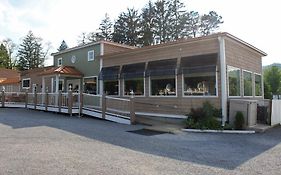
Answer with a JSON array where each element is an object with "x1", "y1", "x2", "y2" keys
[
  {"x1": 1, "y1": 38, "x2": 16, "y2": 69},
  {"x1": 58, "y1": 40, "x2": 68, "y2": 51},
  {"x1": 199, "y1": 11, "x2": 223, "y2": 36},
  {"x1": 16, "y1": 31, "x2": 45, "y2": 70},
  {"x1": 97, "y1": 13, "x2": 113, "y2": 41},
  {"x1": 112, "y1": 8, "x2": 140, "y2": 46},
  {"x1": 140, "y1": 1, "x2": 156, "y2": 46},
  {"x1": 0, "y1": 44, "x2": 10, "y2": 68},
  {"x1": 154, "y1": 0, "x2": 170, "y2": 43},
  {"x1": 167, "y1": 0, "x2": 186, "y2": 40},
  {"x1": 184, "y1": 11, "x2": 200, "y2": 38}
]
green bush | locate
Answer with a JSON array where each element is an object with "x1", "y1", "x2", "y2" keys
[
  {"x1": 202, "y1": 117, "x2": 221, "y2": 130},
  {"x1": 185, "y1": 101, "x2": 222, "y2": 130},
  {"x1": 234, "y1": 111, "x2": 245, "y2": 130}
]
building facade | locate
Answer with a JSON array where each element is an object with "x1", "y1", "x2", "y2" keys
[{"x1": 100, "y1": 33, "x2": 266, "y2": 124}]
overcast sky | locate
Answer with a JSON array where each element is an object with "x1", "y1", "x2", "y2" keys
[{"x1": 0, "y1": 0, "x2": 280, "y2": 66}]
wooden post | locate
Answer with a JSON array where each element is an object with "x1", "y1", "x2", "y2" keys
[
  {"x1": 68, "y1": 90, "x2": 73, "y2": 116},
  {"x1": 58, "y1": 91, "x2": 62, "y2": 113},
  {"x1": 130, "y1": 96, "x2": 136, "y2": 124},
  {"x1": 45, "y1": 92, "x2": 48, "y2": 111},
  {"x1": 79, "y1": 91, "x2": 83, "y2": 116},
  {"x1": 25, "y1": 90, "x2": 28, "y2": 108},
  {"x1": 34, "y1": 90, "x2": 37, "y2": 110},
  {"x1": 102, "y1": 94, "x2": 106, "y2": 119},
  {"x1": 1, "y1": 90, "x2": 5, "y2": 108}
]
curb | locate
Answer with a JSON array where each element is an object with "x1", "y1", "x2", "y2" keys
[{"x1": 182, "y1": 128, "x2": 255, "y2": 134}]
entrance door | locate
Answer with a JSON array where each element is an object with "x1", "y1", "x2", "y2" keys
[{"x1": 67, "y1": 79, "x2": 80, "y2": 92}]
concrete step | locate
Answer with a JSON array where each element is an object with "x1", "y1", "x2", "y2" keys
[{"x1": 248, "y1": 124, "x2": 274, "y2": 133}]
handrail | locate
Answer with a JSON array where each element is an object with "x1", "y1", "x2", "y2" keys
[
  {"x1": 83, "y1": 93, "x2": 102, "y2": 97},
  {"x1": 105, "y1": 96, "x2": 130, "y2": 102}
]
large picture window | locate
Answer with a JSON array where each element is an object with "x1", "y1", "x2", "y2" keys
[
  {"x1": 255, "y1": 74, "x2": 262, "y2": 96},
  {"x1": 124, "y1": 78, "x2": 144, "y2": 96},
  {"x1": 84, "y1": 77, "x2": 97, "y2": 94},
  {"x1": 183, "y1": 73, "x2": 216, "y2": 96},
  {"x1": 104, "y1": 80, "x2": 119, "y2": 95},
  {"x1": 243, "y1": 71, "x2": 253, "y2": 96},
  {"x1": 150, "y1": 77, "x2": 176, "y2": 96},
  {"x1": 228, "y1": 66, "x2": 240, "y2": 96}
]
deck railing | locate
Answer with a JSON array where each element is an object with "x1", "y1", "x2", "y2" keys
[{"x1": 0, "y1": 90, "x2": 136, "y2": 124}]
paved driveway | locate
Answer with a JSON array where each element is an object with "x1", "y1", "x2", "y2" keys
[{"x1": 0, "y1": 108, "x2": 280, "y2": 175}]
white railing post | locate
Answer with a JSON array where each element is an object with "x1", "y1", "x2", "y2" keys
[
  {"x1": 34, "y1": 90, "x2": 37, "y2": 110},
  {"x1": 68, "y1": 90, "x2": 73, "y2": 116}
]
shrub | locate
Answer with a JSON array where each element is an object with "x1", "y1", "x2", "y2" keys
[
  {"x1": 234, "y1": 111, "x2": 245, "y2": 130},
  {"x1": 185, "y1": 101, "x2": 222, "y2": 130},
  {"x1": 202, "y1": 117, "x2": 221, "y2": 130}
]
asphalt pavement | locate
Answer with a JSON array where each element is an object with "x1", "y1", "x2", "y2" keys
[{"x1": 0, "y1": 108, "x2": 280, "y2": 175}]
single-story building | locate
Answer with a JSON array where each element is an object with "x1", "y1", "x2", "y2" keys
[
  {"x1": 99, "y1": 32, "x2": 267, "y2": 125},
  {"x1": 0, "y1": 68, "x2": 20, "y2": 92}
]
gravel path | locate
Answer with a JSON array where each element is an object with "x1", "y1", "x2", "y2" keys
[{"x1": 0, "y1": 108, "x2": 280, "y2": 175}]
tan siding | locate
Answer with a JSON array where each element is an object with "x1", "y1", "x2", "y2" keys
[
  {"x1": 103, "y1": 38, "x2": 219, "y2": 67},
  {"x1": 225, "y1": 38, "x2": 262, "y2": 74},
  {"x1": 104, "y1": 44, "x2": 133, "y2": 55}
]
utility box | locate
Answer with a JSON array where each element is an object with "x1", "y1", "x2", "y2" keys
[{"x1": 229, "y1": 99, "x2": 257, "y2": 127}]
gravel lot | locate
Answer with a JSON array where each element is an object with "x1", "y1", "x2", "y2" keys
[{"x1": 0, "y1": 108, "x2": 280, "y2": 175}]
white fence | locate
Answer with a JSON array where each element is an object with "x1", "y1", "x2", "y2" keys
[{"x1": 271, "y1": 100, "x2": 281, "y2": 126}]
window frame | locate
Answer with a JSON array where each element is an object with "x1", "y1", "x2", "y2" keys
[
  {"x1": 83, "y1": 76, "x2": 98, "y2": 95},
  {"x1": 123, "y1": 78, "x2": 145, "y2": 97},
  {"x1": 149, "y1": 75, "x2": 177, "y2": 97},
  {"x1": 182, "y1": 68, "x2": 218, "y2": 98},
  {"x1": 103, "y1": 79, "x2": 120, "y2": 96},
  {"x1": 88, "y1": 50, "x2": 95, "y2": 61},
  {"x1": 227, "y1": 66, "x2": 241, "y2": 98},
  {"x1": 254, "y1": 73, "x2": 262, "y2": 97},
  {"x1": 22, "y1": 78, "x2": 31, "y2": 89},
  {"x1": 242, "y1": 69, "x2": 253, "y2": 97},
  {"x1": 57, "y1": 58, "x2": 62, "y2": 66}
]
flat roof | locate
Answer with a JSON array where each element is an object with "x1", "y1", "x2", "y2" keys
[{"x1": 101, "y1": 32, "x2": 267, "y2": 59}]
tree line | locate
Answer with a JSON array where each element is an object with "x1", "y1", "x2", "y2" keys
[
  {"x1": 1, "y1": 0, "x2": 223, "y2": 71},
  {"x1": 75, "y1": 0, "x2": 223, "y2": 47}
]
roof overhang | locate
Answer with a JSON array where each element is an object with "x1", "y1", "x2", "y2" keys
[{"x1": 40, "y1": 66, "x2": 83, "y2": 77}]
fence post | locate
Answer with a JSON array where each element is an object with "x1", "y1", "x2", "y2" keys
[
  {"x1": 25, "y1": 90, "x2": 28, "y2": 108},
  {"x1": 130, "y1": 96, "x2": 136, "y2": 124},
  {"x1": 1, "y1": 90, "x2": 5, "y2": 108},
  {"x1": 79, "y1": 91, "x2": 83, "y2": 116},
  {"x1": 58, "y1": 91, "x2": 62, "y2": 113},
  {"x1": 45, "y1": 92, "x2": 48, "y2": 111},
  {"x1": 68, "y1": 90, "x2": 73, "y2": 116},
  {"x1": 34, "y1": 90, "x2": 37, "y2": 110},
  {"x1": 102, "y1": 94, "x2": 106, "y2": 119}
]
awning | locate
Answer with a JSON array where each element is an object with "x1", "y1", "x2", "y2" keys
[
  {"x1": 99, "y1": 66, "x2": 120, "y2": 80},
  {"x1": 180, "y1": 53, "x2": 217, "y2": 74},
  {"x1": 40, "y1": 66, "x2": 83, "y2": 77},
  {"x1": 120, "y1": 63, "x2": 145, "y2": 79},
  {"x1": 146, "y1": 58, "x2": 177, "y2": 77}
]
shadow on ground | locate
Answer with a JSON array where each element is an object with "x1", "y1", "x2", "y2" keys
[{"x1": 0, "y1": 108, "x2": 281, "y2": 170}]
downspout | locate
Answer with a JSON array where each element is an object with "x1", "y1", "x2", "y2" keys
[
  {"x1": 99, "y1": 42, "x2": 104, "y2": 95},
  {"x1": 218, "y1": 36, "x2": 227, "y2": 126}
]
